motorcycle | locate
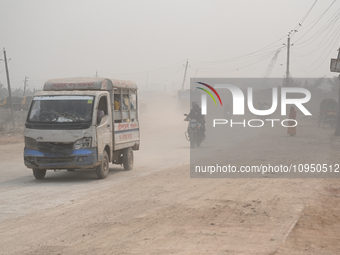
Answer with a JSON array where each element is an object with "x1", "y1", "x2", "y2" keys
[{"x1": 184, "y1": 114, "x2": 205, "y2": 148}]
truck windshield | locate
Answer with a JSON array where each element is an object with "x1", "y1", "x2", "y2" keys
[{"x1": 28, "y1": 96, "x2": 94, "y2": 123}]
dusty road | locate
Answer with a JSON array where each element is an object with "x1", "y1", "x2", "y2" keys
[{"x1": 1, "y1": 96, "x2": 340, "y2": 254}]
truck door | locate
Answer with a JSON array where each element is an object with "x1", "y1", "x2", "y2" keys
[{"x1": 96, "y1": 95, "x2": 112, "y2": 160}]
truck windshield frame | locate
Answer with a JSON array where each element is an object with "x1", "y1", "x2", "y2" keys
[{"x1": 27, "y1": 95, "x2": 95, "y2": 125}]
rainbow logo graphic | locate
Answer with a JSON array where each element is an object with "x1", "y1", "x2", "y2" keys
[{"x1": 196, "y1": 82, "x2": 223, "y2": 106}]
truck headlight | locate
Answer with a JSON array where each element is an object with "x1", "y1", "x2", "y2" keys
[
  {"x1": 73, "y1": 137, "x2": 92, "y2": 150},
  {"x1": 25, "y1": 137, "x2": 38, "y2": 150}
]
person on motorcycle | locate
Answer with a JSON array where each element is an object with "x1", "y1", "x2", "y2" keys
[{"x1": 185, "y1": 102, "x2": 206, "y2": 133}]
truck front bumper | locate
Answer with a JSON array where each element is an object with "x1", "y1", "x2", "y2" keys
[{"x1": 24, "y1": 147, "x2": 99, "y2": 169}]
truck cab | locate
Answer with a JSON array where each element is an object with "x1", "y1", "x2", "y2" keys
[{"x1": 24, "y1": 77, "x2": 140, "y2": 179}]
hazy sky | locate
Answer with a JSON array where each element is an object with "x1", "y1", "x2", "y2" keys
[{"x1": 0, "y1": 0, "x2": 339, "y2": 91}]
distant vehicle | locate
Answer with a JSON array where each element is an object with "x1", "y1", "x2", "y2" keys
[
  {"x1": 184, "y1": 114, "x2": 205, "y2": 148},
  {"x1": 21, "y1": 96, "x2": 33, "y2": 110},
  {"x1": 0, "y1": 97, "x2": 5, "y2": 107},
  {"x1": 24, "y1": 77, "x2": 140, "y2": 180},
  {"x1": 0, "y1": 96, "x2": 23, "y2": 111},
  {"x1": 318, "y1": 98, "x2": 337, "y2": 129}
]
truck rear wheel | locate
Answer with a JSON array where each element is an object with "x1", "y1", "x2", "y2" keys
[
  {"x1": 33, "y1": 169, "x2": 46, "y2": 179},
  {"x1": 95, "y1": 150, "x2": 109, "y2": 179},
  {"x1": 123, "y1": 148, "x2": 133, "y2": 170}
]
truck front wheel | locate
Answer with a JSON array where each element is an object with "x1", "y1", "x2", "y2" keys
[
  {"x1": 33, "y1": 169, "x2": 46, "y2": 179},
  {"x1": 123, "y1": 148, "x2": 133, "y2": 170},
  {"x1": 95, "y1": 150, "x2": 109, "y2": 179}
]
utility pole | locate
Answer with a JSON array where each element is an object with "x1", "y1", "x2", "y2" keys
[
  {"x1": 285, "y1": 34, "x2": 291, "y2": 87},
  {"x1": 23, "y1": 76, "x2": 28, "y2": 96},
  {"x1": 3, "y1": 48, "x2": 15, "y2": 127},
  {"x1": 330, "y1": 46, "x2": 340, "y2": 135},
  {"x1": 181, "y1": 59, "x2": 188, "y2": 90}
]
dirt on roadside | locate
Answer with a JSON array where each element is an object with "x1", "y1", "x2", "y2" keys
[
  {"x1": 211, "y1": 115, "x2": 340, "y2": 254},
  {"x1": 0, "y1": 108, "x2": 26, "y2": 144}
]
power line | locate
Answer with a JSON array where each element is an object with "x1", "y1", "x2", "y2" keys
[
  {"x1": 190, "y1": 46, "x2": 284, "y2": 71},
  {"x1": 290, "y1": 51, "x2": 311, "y2": 77},
  {"x1": 190, "y1": 0, "x2": 319, "y2": 72},
  {"x1": 190, "y1": 37, "x2": 286, "y2": 66},
  {"x1": 308, "y1": 31, "x2": 340, "y2": 72},
  {"x1": 294, "y1": 0, "x2": 337, "y2": 43},
  {"x1": 294, "y1": 8, "x2": 340, "y2": 47},
  {"x1": 290, "y1": 0, "x2": 319, "y2": 38},
  {"x1": 295, "y1": 22, "x2": 340, "y2": 56},
  {"x1": 297, "y1": 25, "x2": 340, "y2": 71},
  {"x1": 189, "y1": 48, "x2": 281, "y2": 76}
]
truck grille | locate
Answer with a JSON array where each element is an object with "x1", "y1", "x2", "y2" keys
[
  {"x1": 38, "y1": 142, "x2": 73, "y2": 155},
  {"x1": 36, "y1": 157, "x2": 75, "y2": 164}
]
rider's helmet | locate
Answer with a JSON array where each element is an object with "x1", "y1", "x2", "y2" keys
[{"x1": 192, "y1": 102, "x2": 199, "y2": 109}]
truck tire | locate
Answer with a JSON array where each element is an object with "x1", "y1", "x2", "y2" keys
[
  {"x1": 123, "y1": 148, "x2": 133, "y2": 170},
  {"x1": 95, "y1": 150, "x2": 109, "y2": 179},
  {"x1": 33, "y1": 169, "x2": 46, "y2": 179}
]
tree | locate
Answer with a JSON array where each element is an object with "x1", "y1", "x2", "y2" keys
[
  {"x1": 302, "y1": 79, "x2": 310, "y2": 88},
  {"x1": 0, "y1": 82, "x2": 8, "y2": 98},
  {"x1": 12, "y1": 87, "x2": 23, "y2": 97},
  {"x1": 310, "y1": 76, "x2": 326, "y2": 90},
  {"x1": 282, "y1": 75, "x2": 301, "y2": 87},
  {"x1": 327, "y1": 76, "x2": 340, "y2": 92}
]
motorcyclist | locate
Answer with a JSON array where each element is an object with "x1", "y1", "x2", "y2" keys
[{"x1": 185, "y1": 102, "x2": 206, "y2": 133}]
